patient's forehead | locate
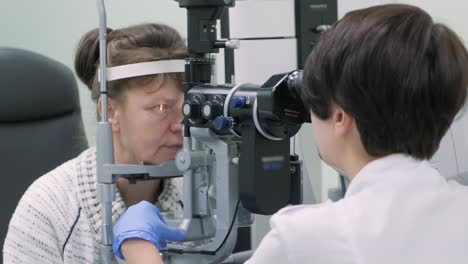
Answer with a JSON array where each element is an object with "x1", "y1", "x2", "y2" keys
[{"x1": 123, "y1": 75, "x2": 182, "y2": 105}]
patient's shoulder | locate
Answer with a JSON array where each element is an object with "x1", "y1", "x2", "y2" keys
[
  {"x1": 20, "y1": 159, "x2": 79, "y2": 213},
  {"x1": 6, "y1": 150, "x2": 89, "y2": 256},
  {"x1": 32, "y1": 147, "x2": 95, "y2": 191},
  {"x1": 19, "y1": 147, "x2": 96, "y2": 214},
  {"x1": 32, "y1": 153, "x2": 80, "y2": 189}
]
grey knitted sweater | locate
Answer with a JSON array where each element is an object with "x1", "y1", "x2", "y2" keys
[{"x1": 3, "y1": 147, "x2": 183, "y2": 263}]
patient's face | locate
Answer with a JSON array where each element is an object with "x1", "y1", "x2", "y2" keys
[{"x1": 114, "y1": 76, "x2": 184, "y2": 165}]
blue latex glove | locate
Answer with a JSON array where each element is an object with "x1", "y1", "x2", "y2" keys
[{"x1": 113, "y1": 200, "x2": 186, "y2": 260}]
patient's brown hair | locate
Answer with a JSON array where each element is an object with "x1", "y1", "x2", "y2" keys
[{"x1": 75, "y1": 23, "x2": 187, "y2": 103}]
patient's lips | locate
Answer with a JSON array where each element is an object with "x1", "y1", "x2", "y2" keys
[
  {"x1": 164, "y1": 144, "x2": 183, "y2": 150},
  {"x1": 162, "y1": 144, "x2": 183, "y2": 157}
]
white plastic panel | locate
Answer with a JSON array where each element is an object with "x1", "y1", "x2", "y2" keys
[
  {"x1": 338, "y1": 0, "x2": 398, "y2": 18},
  {"x1": 229, "y1": 0, "x2": 296, "y2": 39},
  {"x1": 429, "y1": 108, "x2": 468, "y2": 185},
  {"x1": 451, "y1": 111, "x2": 468, "y2": 184},
  {"x1": 233, "y1": 38, "x2": 297, "y2": 84},
  {"x1": 429, "y1": 130, "x2": 458, "y2": 180}
]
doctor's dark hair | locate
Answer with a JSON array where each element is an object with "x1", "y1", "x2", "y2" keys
[
  {"x1": 302, "y1": 4, "x2": 468, "y2": 160},
  {"x1": 74, "y1": 23, "x2": 187, "y2": 103}
]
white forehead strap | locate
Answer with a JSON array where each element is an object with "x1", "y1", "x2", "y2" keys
[{"x1": 98, "y1": 59, "x2": 185, "y2": 82}]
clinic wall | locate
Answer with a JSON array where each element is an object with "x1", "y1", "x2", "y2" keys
[
  {"x1": 0, "y1": 0, "x2": 187, "y2": 146},
  {"x1": 397, "y1": 0, "x2": 468, "y2": 44},
  {"x1": 340, "y1": 0, "x2": 468, "y2": 45}
]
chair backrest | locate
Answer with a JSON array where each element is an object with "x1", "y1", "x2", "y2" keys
[{"x1": 0, "y1": 48, "x2": 88, "y2": 253}]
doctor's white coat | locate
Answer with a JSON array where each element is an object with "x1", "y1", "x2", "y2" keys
[{"x1": 245, "y1": 154, "x2": 468, "y2": 264}]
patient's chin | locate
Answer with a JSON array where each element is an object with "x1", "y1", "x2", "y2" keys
[
  {"x1": 145, "y1": 152, "x2": 178, "y2": 165},
  {"x1": 159, "y1": 147, "x2": 180, "y2": 159}
]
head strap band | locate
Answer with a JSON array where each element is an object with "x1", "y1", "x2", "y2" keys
[{"x1": 98, "y1": 59, "x2": 185, "y2": 82}]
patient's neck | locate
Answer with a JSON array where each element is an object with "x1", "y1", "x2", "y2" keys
[
  {"x1": 116, "y1": 178, "x2": 162, "y2": 207},
  {"x1": 112, "y1": 138, "x2": 163, "y2": 207}
]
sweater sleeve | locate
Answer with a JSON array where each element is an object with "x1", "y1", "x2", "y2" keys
[
  {"x1": 156, "y1": 177, "x2": 184, "y2": 217},
  {"x1": 3, "y1": 162, "x2": 80, "y2": 264}
]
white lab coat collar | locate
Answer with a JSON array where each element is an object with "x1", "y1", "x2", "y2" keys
[{"x1": 345, "y1": 154, "x2": 428, "y2": 198}]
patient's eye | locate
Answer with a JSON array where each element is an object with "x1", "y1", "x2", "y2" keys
[
  {"x1": 153, "y1": 104, "x2": 169, "y2": 113},
  {"x1": 151, "y1": 104, "x2": 177, "y2": 120}
]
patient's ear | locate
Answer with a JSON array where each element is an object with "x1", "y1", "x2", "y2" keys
[{"x1": 97, "y1": 97, "x2": 120, "y2": 133}]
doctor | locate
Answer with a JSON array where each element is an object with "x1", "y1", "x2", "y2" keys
[{"x1": 112, "y1": 4, "x2": 468, "y2": 264}]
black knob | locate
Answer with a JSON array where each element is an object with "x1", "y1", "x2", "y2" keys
[
  {"x1": 182, "y1": 94, "x2": 206, "y2": 124},
  {"x1": 202, "y1": 100, "x2": 224, "y2": 119},
  {"x1": 183, "y1": 101, "x2": 201, "y2": 119}
]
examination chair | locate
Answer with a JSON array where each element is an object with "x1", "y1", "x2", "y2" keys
[{"x1": 0, "y1": 47, "x2": 88, "y2": 257}]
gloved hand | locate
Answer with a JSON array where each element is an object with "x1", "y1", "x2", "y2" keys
[{"x1": 113, "y1": 200, "x2": 186, "y2": 260}]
